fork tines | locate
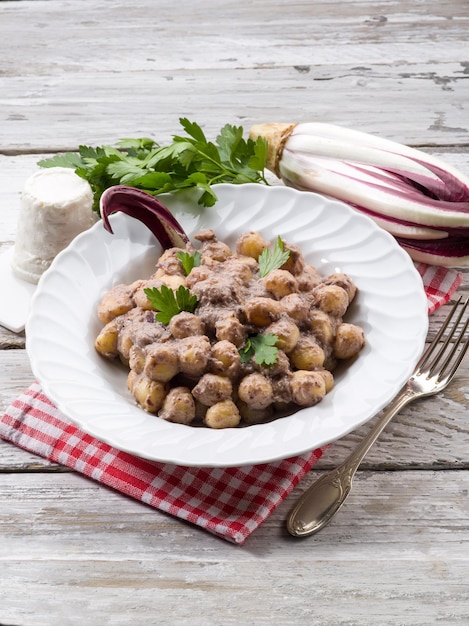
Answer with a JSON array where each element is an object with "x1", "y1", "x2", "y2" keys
[{"x1": 418, "y1": 297, "x2": 469, "y2": 381}]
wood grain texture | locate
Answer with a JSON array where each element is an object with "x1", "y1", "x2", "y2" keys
[
  {"x1": 0, "y1": 1, "x2": 468, "y2": 150},
  {"x1": 1, "y1": 63, "x2": 468, "y2": 151},
  {"x1": 0, "y1": 471, "x2": 468, "y2": 626},
  {"x1": 1, "y1": 1, "x2": 469, "y2": 624}
]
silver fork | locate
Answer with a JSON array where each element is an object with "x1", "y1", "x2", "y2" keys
[{"x1": 287, "y1": 296, "x2": 469, "y2": 538}]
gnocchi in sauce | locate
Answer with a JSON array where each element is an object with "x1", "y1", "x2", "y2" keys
[{"x1": 95, "y1": 229, "x2": 365, "y2": 428}]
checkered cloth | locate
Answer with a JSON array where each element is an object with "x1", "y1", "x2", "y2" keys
[
  {"x1": 0, "y1": 263, "x2": 463, "y2": 544},
  {"x1": 415, "y1": 263, "x2": 463, "y2": 314}
]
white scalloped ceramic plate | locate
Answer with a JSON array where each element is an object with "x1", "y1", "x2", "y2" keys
[{"x1": 26, "y1": 183, "x2": 428, "y2": 467}]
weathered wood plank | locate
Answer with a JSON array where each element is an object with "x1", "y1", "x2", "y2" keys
[
  {"x1": 1, "y1": 0, "x2": 468, "y2": 73},
  {"x1": 0, "y1": 471, "x2": 468, "y2": 626},
  {"x1": 1, "y1": 63, "x2": 468, "y2": 152},
  {"x1": 1, "y1": 2, "x2": 469, "y2": 151}
]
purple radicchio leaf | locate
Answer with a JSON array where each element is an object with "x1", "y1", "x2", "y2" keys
[{"x1": 100, "y1": 185, "x2": 189, "y2": 250}]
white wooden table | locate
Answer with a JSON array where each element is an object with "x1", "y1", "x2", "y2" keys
[{"x1": 1, "y1": 2, "x2": 468, "y2": 624}]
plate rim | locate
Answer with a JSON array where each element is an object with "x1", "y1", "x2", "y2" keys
[{"x1": 26, "y1": 183, "x2": 429, "y2": 467}]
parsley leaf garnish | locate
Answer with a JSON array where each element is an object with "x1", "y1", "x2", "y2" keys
[
  {"x1": 258, "y1": 236, "x2": 291, "y2": 278},
  {"x1": 143, "y1": 285, "x2": 198, "y2": 325},
  {"x1": 176, "y1": 250, "x2": 202, "y2": 276},
  {"x1": 38, "y1": 118, "x2": 268, "y2": 213},
  {"x1": 239, "y1": 333, "x2": 279, "y2": 366}
]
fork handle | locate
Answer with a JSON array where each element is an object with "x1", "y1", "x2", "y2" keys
[{"x1": 287, "y1": 388, "x2": 414, "y2": 537}]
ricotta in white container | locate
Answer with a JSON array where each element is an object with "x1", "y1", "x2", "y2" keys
[{"x1": 11, "y1": 167, "x2": 97, "y2": 284}]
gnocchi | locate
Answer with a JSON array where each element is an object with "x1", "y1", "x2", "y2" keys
[{"x1": 95, "y1": 229, "x2": 365, "y2": 428}]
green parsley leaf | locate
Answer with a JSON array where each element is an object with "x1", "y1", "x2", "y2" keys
[
  {"x1": 239, "y1": 333, "x2": 279, "y2": 366},
  {"x1": 186, "y1": 171, "x2": 218, "y2": 206},
  {"x1": 248, "y1": 136, "x2": 269, "y2": 172},
  {"x1": 216, "y1": 124, "x2": 244, "y2": 164},
  {"x1": 143, "y1": 284, "x2": 198, "y2": 325},
  {"x1": 258, "y1": 236, "x2": 291, "y2": 278},
  {"x1": 179, "y1": 117, "x2": 208, "y2": 143},
  {"x1": 128, "y1": 171, "x2": 174, "y2": 192},
  {"x1": 176, "y1": 250, "x2": 202, "y2": 276},
  {"x1": 37, "y1": 152, "x2": 86, "y2": 169},
  {"x1": 106, "y1": 160, "x2": 148, "y2": 183},
  {"x1": 116, "y1": 137, "x2": 158, "y2": 155},
  {"x1": 37, "y1": 118, "x2": 268, "y2": 213}
]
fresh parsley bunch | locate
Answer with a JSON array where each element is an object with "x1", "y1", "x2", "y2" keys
[{"x1": 38, "y1": 118, "x2": 268, "y2": 213}]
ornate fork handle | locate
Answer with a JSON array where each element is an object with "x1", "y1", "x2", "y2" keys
[
  {"x1": 287, "y1": 297, "x2": 469, "y2": 538},
  {"x1": 287, "y1": 388, "x2": 414, "y2": 537}
]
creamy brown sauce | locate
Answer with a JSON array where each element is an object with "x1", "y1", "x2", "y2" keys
[{"x1": 95, "y1": 229, "x2": 365, "y2": 428}]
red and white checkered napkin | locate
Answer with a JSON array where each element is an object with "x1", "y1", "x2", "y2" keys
[
  {"x1": 0, "y1": 382, "x2": 323, "y2": 544},
  {"x1": 0, "y1": 263, "x2": 463, "y2": 544},
  {"x1": 415, "y1": 263, "x2": 463, "y2": 314}
]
